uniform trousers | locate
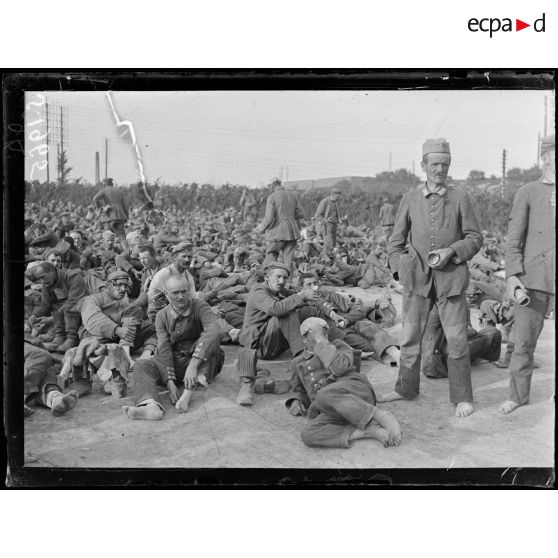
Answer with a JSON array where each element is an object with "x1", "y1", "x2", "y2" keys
[
  {"x1": 263, "y1": 240, "x2": 297, "y2": 271},
  {"x1": 507, "y1": 289, "x2": 554, "y2": 405},
  {"x1": 330, "y1": 320, "x2": 396, "y2": 359},
  {"x1": 321, "y1": 222, "x2": 338, "y2": 255},
  {"x1": 24, "y1": 343, "x2": 60, "y2": 405},
  {"x1": 396, "y1": 288, "x2": 472, "y2": 403},
  {"x1": 133, "y1": 345, "x2": 225, "y2": 407},
  {"x1": 255, "y1": 306, "x2": 316, "y2": 360},
  {"x1": 301, "y1": 374, "x2": 377, "y2": 449}
]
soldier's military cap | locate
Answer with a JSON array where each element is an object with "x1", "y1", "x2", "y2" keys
[
  {"x1": 422, "y1": 138, "x2": 451, "y2": 156},
  {"x1": 264, "y1": 261, "x2": 291, "y2": 276},
  {"x1": 107, "y1": 270, "x2": 130, "y2": 283},
  {"x1": 172, "y1": 241, "x2": 194, "y2": 255}
]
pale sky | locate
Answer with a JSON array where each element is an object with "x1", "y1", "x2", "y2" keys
[{"x1": 25, "y1": 89, "x2": 554, "y2": 186}]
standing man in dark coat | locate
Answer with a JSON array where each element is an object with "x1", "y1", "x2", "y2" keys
[
  {"x1": 378, "y1": 138, "x2": 483, "y2": 417},
  {"x1": 498, "y1": 134, "x2": 555, "y2": 414},
  {"x1": 314, "y1": 188, "x2": 341, "y2": 256},
  {"x1": 93, "y1": 177, "x2": 130, "y2": 250},
  {"x1": 253, "y1": 178, "x2": 305, "y2": 274}
]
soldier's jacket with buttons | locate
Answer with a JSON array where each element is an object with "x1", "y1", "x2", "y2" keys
[
  {"x1": 505, "y1": 180, "x2": 555, "y2": 295},
  {"x1": 388, "y1": 184, "x2": 483, "y2": 298},
  {"x1": 154, "y1": 299, "x2": 221, "y2": 382},
  {"x1": 286, "y1": 338, "x2": 361, "y2": 409}
]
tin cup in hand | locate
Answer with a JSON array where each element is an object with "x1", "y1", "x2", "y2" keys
[
  {"x1": 427, "y1": 252, "x2": 441, "y2": 267},
  {"x1": 514, "y1": 288, "x2": 530, "y2": 307}
]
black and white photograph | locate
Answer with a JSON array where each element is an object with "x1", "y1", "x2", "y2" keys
[{"x1": 3, "y1": 71, "x2": 555, "y2": 485}]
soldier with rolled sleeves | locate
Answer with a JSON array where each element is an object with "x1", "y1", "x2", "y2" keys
[
  {"x1": 378, "y1": 138, "x2": 483, "y2": 417},
  {"x1": 286, "y1": 317, "x2": 402, "y2": 449},
  {"x1": 314, "y1": 188, "x2": 341, "y2": 256},
  {"x1": 123, "y1": 274, "x2": 225, "y2": 420},
  {"x1": 30, "y1": 262, "x2": 87, "y2": 353},
  {"x1": 236, "y1": 262, "x2": 322, "y2": 406},
  {"x1": 498, "y1": 134, "x2": 555, "y2": 414},
  {"x1": 253, "y1": 178, "x2": 305, "y2": 275}
]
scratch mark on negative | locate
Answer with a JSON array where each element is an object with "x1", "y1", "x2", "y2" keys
[
  {"x1": 447, "y1": 455, "x2": 456, "y2": 470},
  {"x1": 484, "y1": 72, "x2": 490, "y2": 83},
  {"x1": 105, "y1": 91, "x2": 148, "y2": 193}
]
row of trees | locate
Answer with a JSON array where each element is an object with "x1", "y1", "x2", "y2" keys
[{"x1": 25, "y1": 165, "x2": 540, "y2": 233}]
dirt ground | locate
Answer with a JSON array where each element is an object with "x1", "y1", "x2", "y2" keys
[{"x1": 24, "y1": 287, "x2": 555, "y2": 469}]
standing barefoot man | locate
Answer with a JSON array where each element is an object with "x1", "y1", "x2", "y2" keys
[
  {"x1": 498, "y1": 134, "x2": 555, "y2": 414},
  {"x1": 377, "y1": 138, "x2": 483, "y2": 417}
]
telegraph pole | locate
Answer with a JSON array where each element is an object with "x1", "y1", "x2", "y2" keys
[
  {"x1": 105, "y1": 138, "x2": 108, "y2": 179},
  {"x1": 537, "y1": 132, "x2": 541, "y2": 167},
  {"x1": 45, "y1": 102, "x2": 50, "y2": 183},
  {"x1": 60, "y1": 106, "x2": 64, "y2": 151},
  {"x1": 95, "y1": 152, "x2": 100, "y2": 184},
  {"x1": 501, "y1": 149, "x2": 507, "y2": 197}
]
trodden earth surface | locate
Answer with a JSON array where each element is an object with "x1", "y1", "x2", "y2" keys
[{"x1": 24, "y1": 287, "x2": 555, "y2": 470}]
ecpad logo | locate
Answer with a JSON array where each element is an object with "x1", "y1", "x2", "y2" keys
[{"x1": 468, "y1": 13, "x2": 546, "y2": 37}]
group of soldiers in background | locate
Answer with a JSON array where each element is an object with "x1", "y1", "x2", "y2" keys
[{"x1": 22, "y1": 134, "x2": 555, "y2": 450}]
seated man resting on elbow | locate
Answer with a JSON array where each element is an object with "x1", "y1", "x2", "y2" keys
[{"x1": 286, "y1": 317, "x2": 402, "y2": 449}]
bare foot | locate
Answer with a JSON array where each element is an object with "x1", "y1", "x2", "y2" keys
[
  {"x1": 175, "y1": 390, "x2": 193, "y2": 413},
  {"x1": 372, "y1": 408, "x2": 402, "y2": 446},
  {"x1": 122, "y1": 401, "x2": 163, "y2": 420},
  {"x1": 376, "y1": 391, "x2": 407, "y2": 403},
  {"x1": 497, "y1": 400, "x2": 522, "y2": 414},
  {"x1": 455, "y1": 402, "x2": 474, "y2": 417},
  {"x1": 361, "y1": 351, "x2": 375, "y2": 360},
  {"x1": 363, "y1": 423, "x2": 392, "y2": 447},
  {"x1": 51, "y1": 391, "x2": 78, "y2": 417}
]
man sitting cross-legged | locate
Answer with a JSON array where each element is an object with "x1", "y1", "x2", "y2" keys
[
  {"x1": 123, "y1": 275, "x2": 225, "y2": 420},
  {"x1": 286, "y1": 317, "x2": 402, "y2": 449}
]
